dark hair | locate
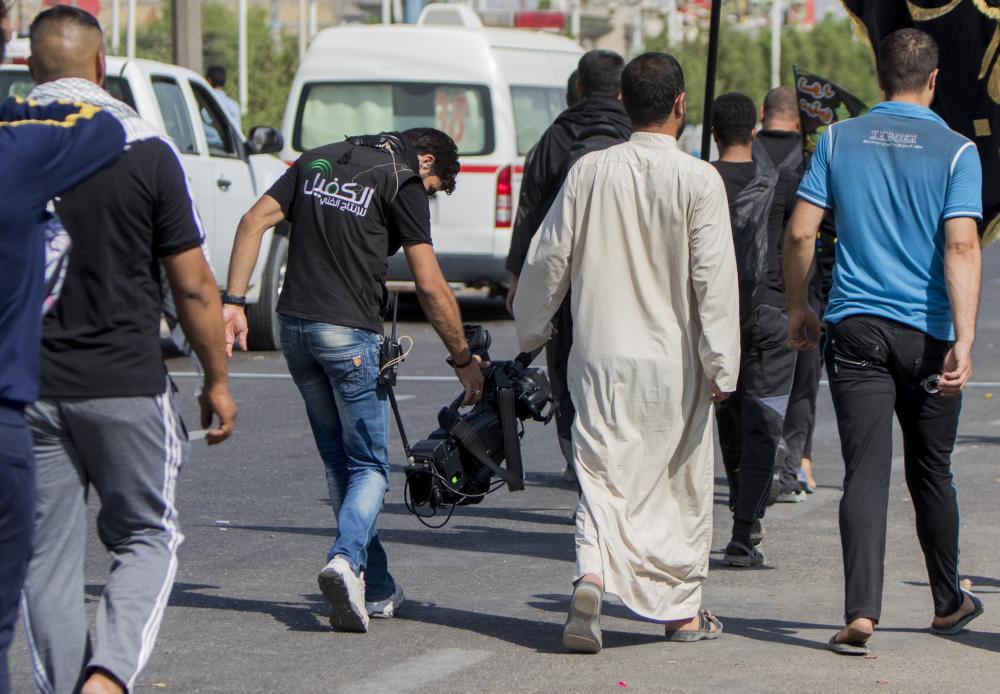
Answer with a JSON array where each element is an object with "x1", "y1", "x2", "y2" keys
[
  {"x1": 206, "y1": 65, "x2": 227, "y2": 88},
  {"x1": 577, "y1": 50, "x2": 624, "y2": 99},
  {"x1": 762, "y1": 86, "x2": 797, "y2": 122},
  {"x1": 402, "y1": 127, "x2": 460, "y2": 195},
  {"x1": 566, "y1": 69, "x2": 581, "y2": 108},
  {"x1": 621, "y1": 52, "x2": 685, "y2": 128},
  {"x1": 29, "y1": 4, "x2": 102, "y2": 41},
  {"x1": 878, "y1": 28, "x2": 938, "y2": 97},
  {"x1": 712, "y1": 92, "x2": 757, "y2": 149}
]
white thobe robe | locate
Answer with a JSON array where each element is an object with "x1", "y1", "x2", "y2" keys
[{"x1": 513, "y1": 132, "x2": 741, "y2": 621}]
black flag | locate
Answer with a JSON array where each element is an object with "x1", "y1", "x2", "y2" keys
[
  {"x1": 794, "y1": 67, "x2": 868, "y2": 154},
  {"x1": 841, "y1": 0, "x2": 1000, "y2": 242}
]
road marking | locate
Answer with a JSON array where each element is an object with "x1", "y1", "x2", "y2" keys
[
  {"x1": 170, "y1": 371, "x2": 455, "y2": 383},
  {"x1": 340, "y1": 648, "x2": 490, "y2": 694}
]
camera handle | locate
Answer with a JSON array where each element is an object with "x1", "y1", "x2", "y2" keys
[
  {"x1": 383, "y1": 292, "x2": 413, "y2": 458},
  {"x1": 439, "y1": 387, "x2": 525, "y2": 492}
]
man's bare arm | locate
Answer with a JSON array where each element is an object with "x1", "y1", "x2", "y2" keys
[
  {"x1": 783, "y1": 201, "x2": 824, "y2": 350},
  {"x1": 939, "y1": 217, "x2": 982, "y2": 396},
  {"x1": 223, "y1": 194, "x2": 286, "y2": 355},
  {"x1": 162, "y1": 247, "x2": 237, "y2": 444},
  {"x1": 405, "y1": 243, "x2": 485, "y2": 406}
]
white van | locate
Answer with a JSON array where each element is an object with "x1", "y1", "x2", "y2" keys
[{"x1": 279, "y1": 11, "x2": 582, "y2": 294}]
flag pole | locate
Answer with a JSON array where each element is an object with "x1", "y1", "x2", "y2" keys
[{"x1": 700, "y1": 0, "x2": 722, "y2": 161}]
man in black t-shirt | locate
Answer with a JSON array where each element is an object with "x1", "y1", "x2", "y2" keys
[
  {"x1": 19, "y1": 9, "x2": 237, "y2": 694},
  {"x1": 710, "y1": 92, "x2": 799, "y2": 568},
  {"x1": 224, "y1": 129, "x2": 485, "y2": 633}
]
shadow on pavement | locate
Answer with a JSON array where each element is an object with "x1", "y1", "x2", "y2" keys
[
  {"x1": 219, "y1": 523, "x2": 576, "y2": 562},
  {"x1": 381, "y1": 501, "x2": 576, "y2": 527},
  {"x1": 87, "y1": 583, "x2": 330, "y2": 633},
  {"x1": 529, "y1": 594, "x2": 835, "y2": 652},
  {"x1": 399, "y1": 599, "x2": 662, "y2": 653},
  {"x1": 395, "y1": 295, "x2": 510, "y2": 324}
]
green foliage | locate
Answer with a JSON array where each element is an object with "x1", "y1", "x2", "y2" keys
[
  {"x1": 135, "y1": 1, "x2": 297, "y2": 131},
  {"x1": 646, "y1": 6, "x2": 881, "y2": 125}
]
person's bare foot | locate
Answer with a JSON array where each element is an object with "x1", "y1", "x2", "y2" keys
[
  {"x1": 834, "y1": 617, "x2": 874, "y2": 646},
  {"x1": 960, "y1": 578, "x2": 973, "y2": 592},
  {"x1": 80, "y1": 670, "x2": 124, "y2": 694},
  {"x1": 664, "y1": 612, "x2": 720, "y2": 634},
  {"x1": 932, "y1": 593, "x2": 977, "y2": 631},
  {"x1": 801, "y1": 457, "x2": 817, "y2": 490}
]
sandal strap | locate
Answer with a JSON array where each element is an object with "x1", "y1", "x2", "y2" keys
[{"x1": 700, "y1": 610, "x2": 720, "y2": 633}]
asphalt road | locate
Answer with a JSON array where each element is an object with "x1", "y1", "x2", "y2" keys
[{"x1": 8, "y1": 249, "x2": 1000, "y2": 693}]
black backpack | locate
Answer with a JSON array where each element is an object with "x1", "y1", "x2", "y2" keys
[
  {"x1": 560, "y1": 122, "x2": 629, "y2": 180},
  {"x1": 729, "y1": 160, "x2": 779, "y2": 319},
  {"x1": 752, "y1": 137, "x2": 804, "y2": 179}
]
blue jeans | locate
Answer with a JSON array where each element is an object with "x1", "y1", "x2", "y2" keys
[{"x1": 279, "y1": 315, "x2": 395, "y2": 601}]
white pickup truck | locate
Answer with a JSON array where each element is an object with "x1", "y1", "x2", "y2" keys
[{"x1": 1, "y1": 56, "x2": 290, "y2": 349}]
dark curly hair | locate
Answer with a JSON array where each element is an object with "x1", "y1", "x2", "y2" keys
[{"x1": 402, "y1": 127, "x2": 460, "y2": 195}]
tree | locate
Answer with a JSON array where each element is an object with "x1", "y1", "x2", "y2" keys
[
  {"x1": 645, "y1": 7, "x2": 880, "y2": 124},
  {"x1": 136, "y1": 1, "x2": 297, "y2": 130}
]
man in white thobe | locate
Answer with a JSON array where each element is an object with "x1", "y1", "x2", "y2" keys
[{"x1": 514, "y1": 52, "x2": 741, "y2": 653}]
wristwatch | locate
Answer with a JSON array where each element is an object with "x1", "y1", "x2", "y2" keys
[
  {"x1": 447, "y1": 349, "x2": 473, "y2": 369},
  {"x1": 220, "y1": 292, "x2": 247, "y2": 307}
]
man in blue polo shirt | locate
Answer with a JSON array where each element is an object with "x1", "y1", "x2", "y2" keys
[{"x1": 784, "y1": 28, "x2": 983, "y2": 656}]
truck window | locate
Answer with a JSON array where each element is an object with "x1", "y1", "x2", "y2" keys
[
  {"x1": 294, "y1": 82, "x2": 494, "y2": 156},
  {"x1": 152, "y1": 76, "x2": 198, "y2": 155},
  {"x1": 106, "y1": 77, "x2": 137, "y2": 110},
  {"x1": 0, "y1": 72, "x2": 135, "y2": 110},
  {"x1": 0, "y1": 72, "x2": 34, "y2": 99},
  {"x1": 510, "y1": 86, "x2": 565, "y2": 156},
  {"x1": 189, "y1": 81, "x2": 240, "y2": 159}
]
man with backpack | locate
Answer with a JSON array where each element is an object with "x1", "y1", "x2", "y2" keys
[
  {"x1": 710, "y1": 92, "x2": 799, "y2": 567},
  {"x1": 752, "y1": 87, "x2": 816, "y2": 502},
  {"x1": 505, "y1": 50, "x2": 632, "y2": 482}
]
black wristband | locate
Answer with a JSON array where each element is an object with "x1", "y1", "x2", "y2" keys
[
  {"x1": 220, "y1": 292, "x2": 247, "y2": 307},
  {"x1": 447, "y1": 351, "x2": 474, "y2": 369}
]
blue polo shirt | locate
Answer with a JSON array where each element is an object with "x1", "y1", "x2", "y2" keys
[{"x1": 797, "y1": 101, "x2": 982, "y2": 340}]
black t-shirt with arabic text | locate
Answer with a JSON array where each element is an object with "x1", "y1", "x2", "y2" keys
[{"x1": 267, "y1": 139, "x2": 432, "y2": 334}]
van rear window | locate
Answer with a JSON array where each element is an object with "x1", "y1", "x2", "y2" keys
[
  {"x1": 510, "y1": 86, "x2": 565, "y2": 155},
  {"x1": 294, "y1": 82, "x2": 494, "y2": 156}
]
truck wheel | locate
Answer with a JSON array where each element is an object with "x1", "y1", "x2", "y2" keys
[{"x1": 246, "y1": 232, "x2": 288, "y2": 351}]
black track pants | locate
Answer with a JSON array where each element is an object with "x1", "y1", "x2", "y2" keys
[
  {"x1": 716, "y1": 304, "x2": 797, "y2": 530},
  {"x1": 546, "y1": 294, "x2": 575, "y2": 467},
  {"x1": 826, "y1": 315, "x2": 963, "y2": 623}
]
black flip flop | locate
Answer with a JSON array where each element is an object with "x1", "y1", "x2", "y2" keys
[
  {"x1": 931, "y1": 591, "x2": 984, "y2": 635},
  {"x1": 827, "y1": 624, "x2": 872, "y2": 656},
  {"x1": 827, "y1": 633, "x2": 870, "y2": 656}
]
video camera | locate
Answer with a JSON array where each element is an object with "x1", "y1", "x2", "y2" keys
[{"x1": 402, "y1": 325, "x2": 551, "y2": 526}]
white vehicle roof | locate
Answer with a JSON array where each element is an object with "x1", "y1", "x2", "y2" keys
[{"x1": 298, "y1": 25, "x2": 581, "y2": 87}]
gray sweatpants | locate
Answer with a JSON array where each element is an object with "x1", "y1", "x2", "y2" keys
[{"x1": 21, "y1": 383, "x2": 188, "y2": 694}]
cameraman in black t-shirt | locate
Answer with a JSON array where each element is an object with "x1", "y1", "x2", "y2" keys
[{"x1": 223, "y1": 128, "x2": 485, "y2": 633}]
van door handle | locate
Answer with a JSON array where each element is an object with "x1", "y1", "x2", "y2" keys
[{"x1": 217, "y1": 176, "x2": 232, "y2": 191}]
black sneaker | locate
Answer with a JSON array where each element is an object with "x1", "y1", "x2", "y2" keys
[
  {"x1": 724, "y1": 540, "x2": 765, "y2": 567},
  {"x1": 750, "y1": 519, "x2": 764, "y2": 547}
]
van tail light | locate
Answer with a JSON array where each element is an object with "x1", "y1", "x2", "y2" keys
[{"x1": 495, "y1": 165, "x2": 512, "y2": 228}]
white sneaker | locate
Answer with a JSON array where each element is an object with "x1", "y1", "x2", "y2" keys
[{"x1": 318, "y1": 556, "x2": 369, "y2": 632}]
